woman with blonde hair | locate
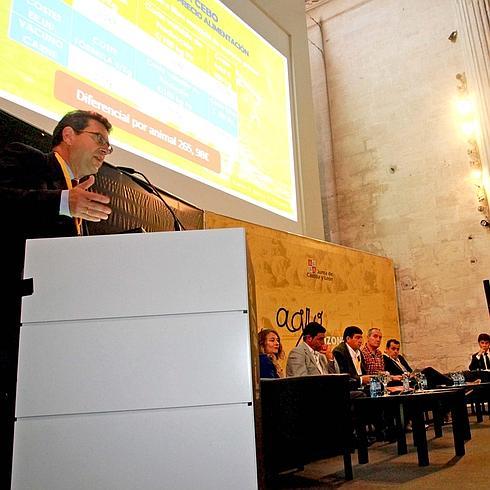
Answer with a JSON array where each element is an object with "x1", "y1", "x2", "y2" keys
[{"x1": 258, "y1": 329, "x2": 285, "y2": 378}]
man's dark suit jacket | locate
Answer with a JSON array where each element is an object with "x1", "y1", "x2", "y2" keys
[
  {"x1": 384, "y1": 353, "x2": 453, "y2": 388},
  {"x1": 333, "y1": 341, "x2": 367, "y2": 388},
  {"x1": 0, "y1": 142, "x2": 77, "y2": 239},
  {"x1": 469, "y1": 352, "x2": 490, "y2": 370},
  {"x1": 383, "y1": 353, "x2": 412, "y2": 376}
]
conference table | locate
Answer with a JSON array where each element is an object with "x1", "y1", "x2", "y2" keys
[
  {"x1": 463, "y1": 380, "x2": 490, "y2": 422},
  {"x1": 352, "y1": 386, "x2": 470, "y2": 467}
]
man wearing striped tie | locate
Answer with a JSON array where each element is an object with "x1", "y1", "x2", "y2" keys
[{"x1": 0, "y1": 109, "x2": 112, "y2": 486}]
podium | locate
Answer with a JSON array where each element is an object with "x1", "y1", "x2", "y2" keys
[{"x1": 12, "y1": 228, "x2": 258, "y2": 490}]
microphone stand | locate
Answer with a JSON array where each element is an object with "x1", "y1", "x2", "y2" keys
[{"x1": 116, "y1": 166, "x2": 185, "y2": 231}]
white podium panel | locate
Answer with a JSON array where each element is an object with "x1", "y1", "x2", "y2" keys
[
  {"x1": 22, "y1": 228, "x2": 249, "y2": 323},
  {"x1": 13, "y1": 229, "x2": 258, "y2": 489},
  {"x1": 16, "y1": 311, "x2": 252, "y2": 417},
  {"x1": 12, "y1": 404, "x2": 257, "y2": 490}
]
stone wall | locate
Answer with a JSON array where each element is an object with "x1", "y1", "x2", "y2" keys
[{"x1": 306, "y1": 0, "x2": 490, "y2": 371}]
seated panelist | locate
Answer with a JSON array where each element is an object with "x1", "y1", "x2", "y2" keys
[
  {"x1": 333, "y1": 326, "x2": 371, "y2": 388},
  {"x1": 286, "y1": 322, "x2": 338, "y2": 377},
  {"x1": 383, "y1": 339, "x2": 412, "y2": 378},
  {"x1": 469, "y1": 333, "x2": 490, "y2": 371},
  {"x1": 360, "y1": 327, "x2": 385, "y2": 375},
  {"x1": 258, "y1": 328, "x2": 284, "y2": 379},
  {"x1": 383, "y1": 338, "x2": 452, "y2": 388}
]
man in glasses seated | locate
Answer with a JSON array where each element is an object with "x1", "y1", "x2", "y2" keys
[{"x1": 0, "y1": 109, "x2": 112, "y2": 486}]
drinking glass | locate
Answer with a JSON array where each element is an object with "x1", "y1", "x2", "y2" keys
[
  {"x1": 412, "y1": 371, "x2": 423, "y2": 392},
  {"x1": 378, "y1": 371, "x2": 390, "y2": 396}
]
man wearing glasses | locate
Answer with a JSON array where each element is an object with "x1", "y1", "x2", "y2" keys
[
  {"x1": 0, "y1": 109, "x2": 113, "y2": 231},
  {"x1": 0, "y1": 109, "x2": 112, "y2": 486}
]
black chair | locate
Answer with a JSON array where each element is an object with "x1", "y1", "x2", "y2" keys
[{"x1": 259, "y1": 374, "x2": 353, "y2": 482}]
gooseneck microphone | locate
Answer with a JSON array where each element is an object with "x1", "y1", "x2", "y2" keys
[
  {"x1": 116, "y1": 166, "x2": 185, "y2": 231},
  {"x1": 117, "y1": 167, "x2": 139, "y2": 174}
]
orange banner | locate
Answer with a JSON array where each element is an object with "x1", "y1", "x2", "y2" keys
[
  {"x1": 205, "y1": 212, "x2": 401, "y2": 373},
  {"x1": 54, "y1": 71, "x2": 221, "y2": 172}
]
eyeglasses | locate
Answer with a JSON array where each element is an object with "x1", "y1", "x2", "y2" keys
[{"x1": 76, "y1": 130, "x2": 113, "y2": 154}]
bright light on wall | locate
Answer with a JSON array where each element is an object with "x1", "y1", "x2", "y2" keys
[
  {"x1": 455, "y1": 73, "x2": 490, "y2": 228},
  {"x1": 461, "y1": 120, "x2": 479, "y2": 137},
  {"x1": 455, "y1": 98, "x2": 475, "y2": 116},
  {"x1": 455, "y1": 94, "x2": 480, "y2": 138},
  {"x1": 471, "y1": 169, "x2": 482, "y2": 180}
]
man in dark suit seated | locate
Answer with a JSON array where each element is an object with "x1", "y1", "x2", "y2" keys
[
  {"x1": 334, "y1": 326, "x2": 387, "y2": 444},
  {"x1": 333, "y1": 326, "x2": 372, "y2": 390},
  {"x1": 383, "y1": 339, "x2": 452, "y2": 388},
  {"x1": 469, "y1": 333, "x2": 490, "y2": 370},
  {"x1": 383, "y1": 338, "x2": 412, "y2": 377}
]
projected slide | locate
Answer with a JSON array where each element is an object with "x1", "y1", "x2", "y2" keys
[{"x1": 0, "y1": 0, "x2": 297, "y2": 220}]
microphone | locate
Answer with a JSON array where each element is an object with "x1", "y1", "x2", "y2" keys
[
  {"x1": 116, "y1": 166, "x2": 185, "y2": 231},
  {"x1": 117, "y1": 166, "x2": 137, "y2": 174}
]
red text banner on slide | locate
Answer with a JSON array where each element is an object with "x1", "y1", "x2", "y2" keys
[{"x1": 54, "y1": 71, "x2": 221, "y2": 172}]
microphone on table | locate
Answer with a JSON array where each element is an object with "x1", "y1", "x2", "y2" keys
[{"x1": 116, "y1": 166, "x2": 185, "y2": 231}]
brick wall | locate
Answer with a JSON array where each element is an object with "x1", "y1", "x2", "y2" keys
[{"x1": 306, "y1": 0, "x2": 490, "y2": 371}]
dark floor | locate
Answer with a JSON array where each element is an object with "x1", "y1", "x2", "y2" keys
[{"x1": 268, "y1": 416, "x2": 490, "y2": 489}]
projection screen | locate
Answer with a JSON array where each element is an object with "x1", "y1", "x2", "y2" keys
[{"x1": 0, "y1": 0, "x2": 323, "y2": 237}]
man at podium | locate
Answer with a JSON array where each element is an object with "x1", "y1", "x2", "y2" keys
[{"x1": 0, "y1": 109, "x2": 113, "y2": 486}]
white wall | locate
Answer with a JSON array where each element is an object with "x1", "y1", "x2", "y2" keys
[{"x1": 307, "y1": 0, "x2": 490, "y2": 371}]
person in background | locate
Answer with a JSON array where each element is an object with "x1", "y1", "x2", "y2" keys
[
  {"x1": 0, "y1": 109, "x2": 113, "y2": 487},
  {"x1": 383, "y1": 339, "x2": 412, "y2": 377},
  {"x1": 286, "y1": 322, "x2": 338, "y2": 377},
  {"x1": 360, "y1": 328, "x2": 385, "y2": 375},
  {"x1": 469, "y1": 333, "x2": 490, "y2": 370},
  {"x1": 258, "y1": 329, "x2": 284, "y2": 378}
]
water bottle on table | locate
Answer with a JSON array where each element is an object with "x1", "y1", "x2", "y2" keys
[
  {"x1": 402, "y1": 372, "x2": 410, "y2": 392},
  {"x1": 370, "y1": 376, "x2": 381, "y2": 398}
]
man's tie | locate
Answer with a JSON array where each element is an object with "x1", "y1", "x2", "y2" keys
[
  {"x1": 395, "y1": 357, "x2": 408, "y2": 373},
  {"x1": 354, "y1": 352, "x2": 362, "y2": 375},
  {"x1": 54, "y1": 153, "x2": 82, "y2": 236},
  {"x1": 70, "y1": 179, "x2": 82, "y2": 236},
  {"x1": 313, "y1": 351, "x2": 324, "y2": 374},
  {"x1": 484, "y1": 353, "x2": 489, "y2": 370}
]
